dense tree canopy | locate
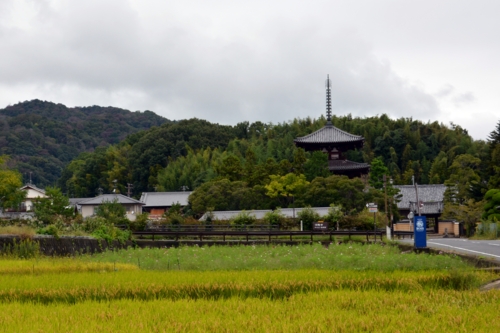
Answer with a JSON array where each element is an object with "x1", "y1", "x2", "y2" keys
[
  {"x1": 0, "y1": 100, "x2": 168, "y2": 187},
  {"x1": 0, "y1": 155, "x2": 25, "y2": 209}
]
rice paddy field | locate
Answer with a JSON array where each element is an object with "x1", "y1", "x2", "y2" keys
[{"x1": 1, "y1": 243, "x2": 499, "y2": 332}]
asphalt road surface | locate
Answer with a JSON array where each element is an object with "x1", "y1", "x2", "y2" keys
[{"x1": 399, "y1": 238, "x2": 500, "y2": 263}]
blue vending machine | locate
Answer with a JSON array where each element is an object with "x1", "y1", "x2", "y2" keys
[{"x1": 414, "y1": 216, "x2": 427, "y2": 248}]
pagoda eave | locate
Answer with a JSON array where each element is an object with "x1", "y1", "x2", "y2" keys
[{"x1": 294, "y1": 140, "x2": 364, "y2": 151}]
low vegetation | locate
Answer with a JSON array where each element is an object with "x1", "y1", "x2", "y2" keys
[
  {"x1": 0, "y1": 242, "x2": 498, "y2": 331},
  {"x1": 79, "y1": 243, "x2": 472, "y2": 272}
]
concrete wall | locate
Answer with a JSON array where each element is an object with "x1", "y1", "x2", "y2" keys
[
  {"x1": 394, "y1": 223, "x2": 413, "y2": 232},
  {"x1": 438, "y1": 222, "x2": 459, "y2": 235}
]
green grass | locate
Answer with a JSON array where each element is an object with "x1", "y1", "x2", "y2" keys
[{"x1": 77, "y1": 243, "x2": 472, "y2": 271}]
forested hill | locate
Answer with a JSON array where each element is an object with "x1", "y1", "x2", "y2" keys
[
  {"x1": 58, "y1": 113, "x2": 494, "y2": 202},
  {"x1": 0, "y1": 100, "x2": 169, "y2": 186}
]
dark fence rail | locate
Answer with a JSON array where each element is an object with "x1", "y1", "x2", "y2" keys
[
  {"x1": 132, "y1": 230, "x2": 385, "y2": 242},
  {"x1": 147, "y1": 225, "x2": 280, "y2": 232}
]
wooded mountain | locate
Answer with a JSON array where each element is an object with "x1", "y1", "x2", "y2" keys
[
  {"x1": 0, "y1": 100, "x2": 169, "y2": 186},
  {"x1": 58, "y1": 112, "x2": 493, "y2": 206}
]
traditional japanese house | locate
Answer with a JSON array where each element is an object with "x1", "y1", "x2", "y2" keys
[{"x1": 294, "y1": 75, "x2": 370, "y2": 178}]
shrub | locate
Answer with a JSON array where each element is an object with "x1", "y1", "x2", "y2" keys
[
  {"x1": 263, "y1": 209, "x2": 286, "y2": 228},
  {"x1": 81, "y1": 216, "x2": 110, "y2": 233},
  {"x1": 297, "y1": 207, "x2": 320, "y2": 230},
  {"x1": 94, "y1": 199, "x2": 128, "y2": 225},
  {"x1": 231, "y1": 211, "x2": 256, "y2": 227},
  {"x1": 37, "y1": 224, "x2": 59, "y2": 238},
  {"x1": 91, "y1": 225, "x2": 131, "y2": 243},
  {"x1": 128, "y1": 213, "x2": 149, "y2": 231}
]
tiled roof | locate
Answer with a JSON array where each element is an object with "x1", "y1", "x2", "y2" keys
[
  {"x1": 139, "y1": 192, "x2": 192, "y2": 207},
  {"x1": 78, "y1": 194, "x2": 144, "y2": 205},
  {"x1": 393, "y1": 184, "x2": 446, "y2": 211},
  {"x1": 328, "y1": 160, "x2": 370, "y2": 171},
  {"x1": 20, "y1": 184, "x2": 46, "y2": 194},
  {"x1": 294, "y1": 124, "x2": 364, "y2": 144},
  {"x1": 68, "y1": 198, "x2": 91, "y2": 206},
  {"x1": 199, "y1": 207, "x2": 331, "y2": 221}
]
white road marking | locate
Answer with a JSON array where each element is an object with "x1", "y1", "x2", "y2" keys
[
  {"x1": 427, "y1": 242, "x2": 500, "y2": 259},
  {"x1": 488, "y1": 243, "x2": 500, "y2": 247}
]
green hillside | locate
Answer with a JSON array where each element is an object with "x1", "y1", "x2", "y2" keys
[{"x1": 0, "y1": 100, "x2": 169, "y2": 186}]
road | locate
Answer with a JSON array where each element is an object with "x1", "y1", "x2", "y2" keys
[{"x1": 399, "y1": 238, "x2": 500, "y2": 263}]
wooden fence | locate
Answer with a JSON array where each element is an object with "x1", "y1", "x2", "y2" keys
[{"x1": 132, "y1": 230, "x2": 385, "y2": 242}]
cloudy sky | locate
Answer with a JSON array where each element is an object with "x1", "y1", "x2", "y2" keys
[{"x1": 0, "y1": 0, "x2": 498, "y2": 140}]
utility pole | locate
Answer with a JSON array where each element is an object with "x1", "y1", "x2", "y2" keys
[
  {"x1": 415, "y1": 181, "x2": 421, "y2": 216},
  {"x1": 127, "y1": 183, "x2": 133, "y2": 197},
  {"x1": 383, "y1": 175, "x2": 388, "y2": 226},
  {"x1": 384, "y1": 175, "x2": 391, "y2": 240}
]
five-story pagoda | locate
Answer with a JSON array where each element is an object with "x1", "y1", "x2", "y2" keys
[{"x1": 294, "y1": 75, "x2": 370, "y2": 178}]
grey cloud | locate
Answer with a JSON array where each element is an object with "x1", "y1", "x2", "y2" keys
[
  {"x1": 452, "y1": 92, "x2": 475, "y2": 108},
  {"x1": 0, "y1": 0, "x2": 489, "y2": 132}
]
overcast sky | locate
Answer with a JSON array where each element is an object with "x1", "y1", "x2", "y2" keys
[{"x1": 0, "y1": 0, "x2": 498, "y2": 140}]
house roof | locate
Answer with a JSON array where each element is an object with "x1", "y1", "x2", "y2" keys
[
  {"x1": 294, "y1": 124, "x2": 364, "y2": 145},
  {"x1": 78, "y1": 194, "x2": 144, "y2": 205},
  {"x1": 68, "y1": 198, "x2": 91, "y2": 206},
  {"x1": 139, "y1": 192, "x2": 192, "y2": 207},
  {"x1": 393, "y1": 184, "x2": 446, "y2": 210},
  {"x1": 328, "y1": 160, "x2": 370, "y2": 171},
  {"x1": 20, "y1": 184, "x2": 46, "y2": 195},
  {"x1": 199, "y1": 207, "x2": 331, "y2": 221}
]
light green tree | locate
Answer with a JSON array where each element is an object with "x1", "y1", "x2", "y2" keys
[
  {"x1": 265, "y1": 173, "x2": 309, "y2": 208},
  {"x1": 33, "y1": 187, "x2": 74, "y2": 225},
  {"x1": 0, "y1": 155, "x2": 25, "y2": 210}
]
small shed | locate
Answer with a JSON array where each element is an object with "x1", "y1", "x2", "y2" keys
[{"x1": 139, "y1": 192, "x2": 192, "y2": 219}]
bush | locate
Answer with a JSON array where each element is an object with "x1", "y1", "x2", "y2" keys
[
  {"x1": 91, "y1": 225, "x2": 131, "y2": 243},
  {"x1": 231, "y1": 211, "x2": 256, "y2": 227},
  {"x1": 297, "y1": 207, "x2": 320, "y2": 230},
  {"x1": 128, "y1": 213, "x2": 149, "y2": 231},
  {"x1": 81, "y1": 216, "x2": 110, "y2": 233},
  {"x1": 94, "y1": 199, "x2": 128, "y2": 225},
  {"x1": 37, "y1": 224, "x2": 59, "y2": 238},
  {"x1": 263, "y1": 209, "x2": 286, "y2": 228}
]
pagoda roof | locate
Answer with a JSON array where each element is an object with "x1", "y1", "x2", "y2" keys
[
  {"x1": 328, "y1": 159, "x2": 370, "y2": 171},
  {"x1": 294, "y1": 123, "x2": 364, "y2": 145}
]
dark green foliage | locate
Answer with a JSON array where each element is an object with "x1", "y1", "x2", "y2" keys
[
  {"x1": 262, "y1": 209, "x2": 287, "y2": 228},
  {"x1": 231, "y1": 211, "x2": 257, "y2": 226},
  {"x1": 369, "y1": 157, "x2": 389, "y2": 190},
  {"x1": 37, "y1": 225, "x2": 60, "y2": 238},
  {"x1": 482, "y1": 189, "x2": 500, "y2": 221},
  {"x1": 0, "y1": 100, "x2": 168, "y2": 187},
  {"x1": 189, "y1": 179, "x2": 273, "y2": 214},
  {"x1": 297, "y1": 207, "x2": 320, "y2": 230},
  {"x1": 303, "y1": 151, "x2": 329, "y2": 181},
  {"x1": 94, "y1": 199, "x2": 128, "y2": 225},
  {"x1": 128, "y1": 213, "x2": 149, "y2": 231},
  {"x1": 33, "y1": 187, "x2": 74, "y2": 225}
]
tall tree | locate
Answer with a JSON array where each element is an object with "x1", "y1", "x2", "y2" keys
[
  {"x1": 369, "y1": 157, "x2": 389, "y2": 190},
  {"x1": 444, "y1": 154, "x2": 481, "y2": 204},
  {"x1": 0, "y1": 155, "x2": 25, "y2": 209},
  {"x1": 265, "y1": 173, "x2": 309, "y2": 208}
]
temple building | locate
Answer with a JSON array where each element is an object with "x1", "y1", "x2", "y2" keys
[{"x1": 294, "y1": 75, "x2": 370, "y2": 178}]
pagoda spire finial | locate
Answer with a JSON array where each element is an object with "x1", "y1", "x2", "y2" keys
[{"x1": 325, "y1": 74, "x2": 332, "y2": 124}]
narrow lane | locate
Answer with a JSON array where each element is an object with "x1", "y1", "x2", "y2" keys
[{"x1": 400, "y1": 238, "x2": 500, "y2": 263}]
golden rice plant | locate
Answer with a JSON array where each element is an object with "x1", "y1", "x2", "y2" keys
[
  {"x1": 0, "y1": 269, "x2": 494, "y2": 304},
  {"x1": 0, "y1": 289, "x2": 499, "y2": 332},
  {"x1": 0, "y1": 258, "x2": 138, "y2": 275}
]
